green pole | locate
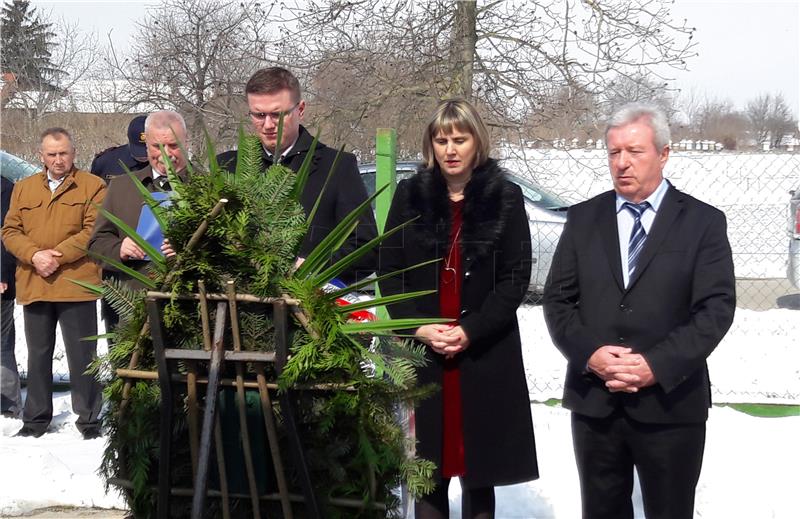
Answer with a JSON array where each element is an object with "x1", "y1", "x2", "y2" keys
[
  {"x1": 375, "y1": 128, "x2": 397, "y2": 233},
  {"x1": 375, "y1": 129, "x2": 397, "y2": 320}
]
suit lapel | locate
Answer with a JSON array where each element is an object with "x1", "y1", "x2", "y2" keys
[
  {"x1": 626, "y1": 186, "x2": 684, "y2": 291},
  {"x1": 598, "y1": 192, "x2": 624, "y2": 291}
]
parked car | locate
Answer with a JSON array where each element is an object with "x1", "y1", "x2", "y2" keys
[
  {"x1": 1, "y1": 150, "x2": 39, "y2": 182},
  {"x1": 789, "y1": 184, "x2": 800, "y2": 289},
  {"x1": 359, "y1": 161, "x2": 569, "y2": 294}
]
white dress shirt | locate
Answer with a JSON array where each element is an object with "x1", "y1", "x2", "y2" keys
[{"x1": 616, "y1": 178, "x2": 669, "y2": 288}]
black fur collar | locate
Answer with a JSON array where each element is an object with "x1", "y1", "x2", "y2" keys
[{"x1": 404, "y1": 158, "x2": 517, "y2": 259}]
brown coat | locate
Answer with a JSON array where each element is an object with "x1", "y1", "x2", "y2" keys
[{"x1": 1, "y1": 168, "x2": 106, "y2": 305}]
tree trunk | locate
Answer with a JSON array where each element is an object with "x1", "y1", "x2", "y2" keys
[{"x1": 449, "y1": 0, "x2": 477, "y2": 100}]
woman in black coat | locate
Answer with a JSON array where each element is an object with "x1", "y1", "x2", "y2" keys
[{"x1": 379, "y1": 99, "x2": 538, "y2": 518}]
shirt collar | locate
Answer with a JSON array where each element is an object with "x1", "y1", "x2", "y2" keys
[
  {"x1": 263, "y1": 134, "x2": 300, "y2": 161},
  {"x1": 615, "y1": 178, "x2": 669, "y2": 214}
]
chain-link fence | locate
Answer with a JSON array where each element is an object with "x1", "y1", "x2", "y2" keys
[
  {"x1": 8, "y1": 150, "x2": 800, "y2": 404},
  {"x1": 511, "y1": 148, "x2": 800, "y2": 405}
]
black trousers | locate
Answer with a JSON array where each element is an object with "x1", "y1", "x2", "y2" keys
[
  {"x1": 571, "y1": 409, "x2": 706, "y2": 519},
  {"x1": 1, "y1": 298, "x2": 21, "y2": 415},
  {"x1": 22, "y1": 301, "x2": 102, "y2": 434}
]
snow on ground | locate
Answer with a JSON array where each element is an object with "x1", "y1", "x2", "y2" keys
[
  {"x1": 11, "y1": 301, "x2": 800, "y2": 405},
  {"x1": 521, "y1": 304, "x2": 800, "y2": 405},
  {"x1": 0, "y1": 392, "x2": 125, "y2": 516},
  {"x1": 1, "y1": 394, "x2": 798, "y2": 518},
  {"x1": 2, "y1": 307, "x2": 798, "y2": 517}
]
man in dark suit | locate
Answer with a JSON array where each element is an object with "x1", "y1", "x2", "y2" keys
[
  {"x1": 543, "y1": 103, "x2": 735, "y2": 519},
  {"x1": 88, "y1": 110, "x2": 189, "y2": 332},
  {"x1": 90, "y1": 115, "x2": 149, "y2": 182},
  {"x1": 217, "y1": 67, "x2": 377, "y2": 283},
  {"x1": 1, "y1": 175, "x2": 21, "y2": 418}
]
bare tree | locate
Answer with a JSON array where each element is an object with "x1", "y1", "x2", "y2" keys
[
  {"x1": 101, "y1": 0, "x2": 278, "y2": 153},
  {"x1": 746, "y1": 93, "x2": 797, "y2": 148},
  {"x1": 262, "y1": 0, "x2": 696, "y2": 158}
]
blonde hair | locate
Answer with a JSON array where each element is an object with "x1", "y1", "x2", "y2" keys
[{"x1": 422, "y1": 99, "x2": 491, "y2": 170}]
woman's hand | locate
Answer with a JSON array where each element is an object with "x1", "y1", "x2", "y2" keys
[{"x1": 416, "y1": 324, "x2": 470, "y2": 357}]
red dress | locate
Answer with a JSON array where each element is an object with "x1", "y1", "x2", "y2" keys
[{"x1": 439, "y1": 199, "x2": 465, "y2": 477}]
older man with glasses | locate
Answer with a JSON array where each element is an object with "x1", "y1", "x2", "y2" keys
[{"x1": 217, "y1": 67, "x2": 378, "y2": 283}]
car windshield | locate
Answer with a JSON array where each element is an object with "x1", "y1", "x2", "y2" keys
[
  {"x1": 510, "y1": 174, "x2": 570, "y2": 210},
  {"x1": 1, "y1": 151, "x2": 39, "y2": 182},
  {"x1": 361, "y1": 163, "x2": 570, "y2": 211}
]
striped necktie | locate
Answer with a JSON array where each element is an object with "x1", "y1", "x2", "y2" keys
[{"x1": 623, "y1": 201, "x2": 651, "y2": 276}]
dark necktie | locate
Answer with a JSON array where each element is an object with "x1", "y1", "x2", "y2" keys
[
  {"x1": 154, "y1": 175, "x2": 171, "y2": 191},
  {"x1": 623, "y1": 201, "x2": 651, "y2": 276}
]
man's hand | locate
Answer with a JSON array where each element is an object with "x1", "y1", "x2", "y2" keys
[
  {"x1": 120, "y1": 237, "x2": 145, "y2": 261},
  {"x1": 32, "y1": 249, "x2": 62, "y2": 277},
  {"x1": 587, "y1": 345, "x2": 635, "y2": 381},
  {"x1": 604, "y1": 352, "x2": 656, "y2": 393},
  {"x1": 160, "y1": 239, "x2": 176, "y2": 258},
  {"x1": 0, "y1": 282, "x2": 6, "y2": 294}
]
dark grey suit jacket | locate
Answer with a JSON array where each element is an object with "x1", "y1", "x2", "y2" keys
[{"x1": 543, "y1": 185, "x2": 736, "y2": 424}]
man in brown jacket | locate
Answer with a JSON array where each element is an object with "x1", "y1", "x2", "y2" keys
[{"x1": 1, "y1": 128, "x2": 106, "y2": 439}]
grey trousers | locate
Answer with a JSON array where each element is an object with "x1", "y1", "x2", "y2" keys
[
  {"x1": 1, "y1": 299, "x2": 21, "y2": 416},
  {"x1": 22, "y1": 301, "x2": 102, "y2": 434}
]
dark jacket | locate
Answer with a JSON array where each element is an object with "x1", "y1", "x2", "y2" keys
[
  {"x1": 217, "y1": 126, "x2": 378, "y2": 283},
  {"x1": 378, "y1": 159, "x2": 538, "y2": 489},
  {"x1": 90, "y1": 144, "x2": 148, "y2": 183},
  {"x1": 1, "y1": 176, "x2": 15, "y2": 300},
  {"x1": 543, "y1": 186, "x2": 736, "y2": 423}
]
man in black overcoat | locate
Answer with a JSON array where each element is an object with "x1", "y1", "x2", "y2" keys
[
  {"x1": 543, "y1": 103, "x2": 735, "y2": 519},
  {"x1": 216, "y1": 67, "x2": 377, "y2": 283},
  {"x1": 90, "y1": 115, "x2": 149, "y2": 182}
]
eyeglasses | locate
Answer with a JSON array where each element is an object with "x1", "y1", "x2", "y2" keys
[{"x1": 247, "y1": 101, "x2": 300, "y2": 123}]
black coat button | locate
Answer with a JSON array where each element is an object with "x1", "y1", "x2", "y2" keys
[{"x1": 460, "y1": 309, "x2": 469, "y2": 317}]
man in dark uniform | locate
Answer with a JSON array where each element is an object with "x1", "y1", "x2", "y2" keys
[
  {"x1": 90, "y1": 114, "x2": 149, "y2": 182},
  {"x1": 217, "y1": 67, "x2": 377, "y2": 283}
]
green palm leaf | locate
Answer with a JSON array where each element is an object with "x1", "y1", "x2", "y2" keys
[
  {"x1": 123, "y1": 169, "x2": 167, "y2": 230},
  {"x1": 94, "y1": 204, "x2": 165, "y2": 270},
  {"x1": 85, "y1": 249, "x2": 158, "y2": 290},
  {"x1": 335, "y1": 290, "x2": 436, "y2": 314},
  {"x1": 310, "y1": 211, "x2": 410, "y2": 286},
  {"x1": 341, "y1": 317, "x2": 452, "y2": 334},
  {"x1": 295, "y1": 183, "x2": 388, "y2": 280},
  {"x1": 290, "y1": 128, "x2": 320, "y2": 200},
  {"x1": 324, "y1": 256, "x2": 439, "y2": 300}
]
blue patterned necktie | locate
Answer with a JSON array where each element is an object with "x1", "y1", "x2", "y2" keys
[{"x1": 623, "y1": 201, "x2": 651, "y2": 276}]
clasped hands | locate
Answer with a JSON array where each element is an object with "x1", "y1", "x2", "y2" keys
[
  {"x1": 416, "y1": 324, "x2": 469, "y2": 359},
  {"x1": 32, "y1": 249, "x2": 62, "y2": 277},
  {"x1": 588, "y1": 345, "x2": 655, "y2": 393}
]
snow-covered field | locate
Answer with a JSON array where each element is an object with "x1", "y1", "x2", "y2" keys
[
  {"x1": 1, "y1": 304, "x2": 798, "y2": 517},
  {"x1": 1, "y1": 392, "x2": 798, "y2": 518},
  {"x1": 519, "y1": 305, "x2": 800, "y2": 405}
]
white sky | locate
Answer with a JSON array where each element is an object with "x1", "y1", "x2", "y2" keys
[{"x1": 30, "y1": 0, "x2": 800, "y2": 118}]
